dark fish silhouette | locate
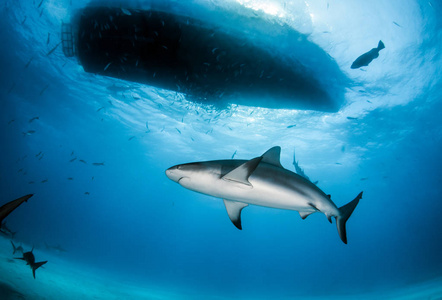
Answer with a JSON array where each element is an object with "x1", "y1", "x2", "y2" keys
[
  {"x1": 15, "y1": 247, "x2": 48, "y2": 279},
  {"x1": 351, "y1": 40, "x2": 385, "y2": 69},
  {"x1": 0, "y1": 194, "x2": 33, "y2": 225}
]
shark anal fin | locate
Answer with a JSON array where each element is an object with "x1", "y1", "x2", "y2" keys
[
  {"x1": 223, "y1": 199, "x2": 248, "y2": 230},
  {"x1": 261, "y1": 146, "x2": 283, "y2": 168},
  {"x1": 221, "y1": 156, "x2": 262, "y2": 187},
  {"x1": 299, "y1": 211, "x2": 314, "y2": 220}
]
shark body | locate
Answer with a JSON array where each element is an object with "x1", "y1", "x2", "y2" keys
[
  {"x1": 166, "y1": 146, "x2": 362, "y2": 244},
  {"x1": 15, "y1": 247, "x2": 47, "y2": 279}
]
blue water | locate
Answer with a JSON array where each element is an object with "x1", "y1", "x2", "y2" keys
[{"x1": 1, "y1": 0, "x2": 442, "y2": 299}]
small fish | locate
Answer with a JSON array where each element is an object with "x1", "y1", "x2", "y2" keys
[
  {"x1": 104, "y1": 62, "x2": 112, "y2": 71},
  {"x1": 96, "y1": 107, "x2": 104, "y2": 112},
  {"x1": 91, "y1": 176, "x2": 94, "y2": 180},
  {"x1": 161, "y1": 126, "x2": 165, "y2": 132},
  {"x1": 38, "y1": 154, "x2": 44, "y2": 160},
  {"x1": 84, "y1": 192, "x2": 90, "y2": 195},
  {"x1": 335, "y1": 162, "x2": 342, "y2": 165},
  {"x1": 40, "y1": 84, "x2": 49, "y2": 96},
  {"x1": 67, "y1": 177, "x2": 73, "y2": 180},
  {"x1": 29, "y1": 116, "x2": 39, "y2": 123},
  {"x1": 41, "y1": 179, "x2": 48, "y2": 183},
  {"x1": 18, "y1": 168, "x2": 23, "y2": 173},
  {"x1": 69, "y1": 157, "x2": 77, "y2": 162},
  {"x1": 28, "y1": 181, "x2": 35, "y2": 184},
  {"x1": 37, "y1": 0, "x2": 44, "y2": 8},
  {"x1": 347, "y1": 117, "x2": 358, "y2": 120},
  {"x1": 393, "y1": 22, "x2": 401, "y2": 28},
  {"x1": 22, "y1": 130, "x2": 36, "y2": 136},
  {"x1": 25, "y1": 57, "x2": 34, "y2": 68},
  {"x1": 286, "y1": 125, "x2": 296, "y2": 128},
  {"x1": 39, "y1": 8, "x2": 44, "y2": 17},
  {"x1": 21, "y1": 16, "x2": 27, "y2": 25},
  {"x1": 71, "y1": 151, "x2": 74, "y2": 156},
  {"x1": 175, "y1": 128, "x2": 181, "y2": 134},
  {"x1": 35, "y1": 151, "x2": 42, "y2": 157},
  {"x1": 360, "y1": 177, "x2": 369, "y2": 181},
  {"x1": 79, "y1": 159, "x2": 87, "y2": 164},
  {"x1": 121, "y1": 8, "x2": 131, "y2": 15},
  {"x1": 351, "y1": 40, "x2": 385, "y2": 69},
  {"x1": 8, "y1": 119, "x2": 15, "y2": 125},
  {"x1": 92, "y1": 162, "x2": 105, "y2": 166},
  {"x1": 145, "y1": 121, "x2": 150, "y2": 132},
  {"x1": 47, "y1": 33, "x2": 50, "y2": 45},
  {"x1": 231, "y1": 150, "x2": 237, "y2": 159},
  {"x1": 128, "y1": 136, "x2": 135, "y2": 141},
  {"x1": 46, "y1": 42, "x2": 61, "y2": 56}
]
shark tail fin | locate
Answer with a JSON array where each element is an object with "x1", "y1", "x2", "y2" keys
[
  {"x1": 32, "y1": 261, "x2": 47, "y2": 279},
  {"x1": 336, "y1": 192, "x2": 363, "y2": 244},
  {"x1": 378, "y1": 40, "x2": 385, "y2": 50}
]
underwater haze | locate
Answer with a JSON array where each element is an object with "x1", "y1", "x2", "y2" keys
[{"x1": 1, "y1": 0, "x2": 442, "y2": 299}]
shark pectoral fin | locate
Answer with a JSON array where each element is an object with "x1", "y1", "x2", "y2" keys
[
  {"x1": 299, "y1": 211, "x2": 314, "y2": 220},
  {"x1": 221, "y1": 156, "x2": 262, "y2": 187},
  {"x1": 223, "y1": 199, "x2": 248, "y2": 230},
  {"x1": 261, "y1": 146, "x2": 283, "y2": 168}
]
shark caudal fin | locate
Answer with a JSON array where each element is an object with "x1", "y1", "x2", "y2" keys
[
  {"x1": 32, "y1": 261, "x2": 47, "y2": 279},
  {"x1": 336, "y1": 192, "x2": 363, "y2": 244}
]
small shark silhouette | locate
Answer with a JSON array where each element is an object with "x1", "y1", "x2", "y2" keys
[
  {"x1": 44, "y1": 242, "x2": 67, "y2": 253},
  {"x1": 15, "y1": 247, "x2": 47, "y2": 279},
  {"x1": 351, "y1": 40, "x2": 385, "y2": 69},
  {"x1": 0, "y1": 222, "x2": 17, "y2": 239},
  {"x1": 11, "y1": 241, "x2": 24, "y2": 255}
]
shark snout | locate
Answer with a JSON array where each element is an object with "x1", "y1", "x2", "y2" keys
[
  {"x1": 166, "y1": 165, "x2": 183, "y2": 183},
  {"x1": 165, "y1": 166, "x2": 176, "y2": 181}
]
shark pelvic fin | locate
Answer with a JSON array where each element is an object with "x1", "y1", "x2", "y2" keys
[
  {"x1": 299, "y1": 211, "x2": 314, "y2": 220},
  {"x1": 224, "y1": 199, "x2": 248, "y2": 230},
  {"x1": 261, "y1": 146, "x2": 283, "y2": 168},
  {"x1": 221, "y1": 156, "x2": 262, "y2": 187}
]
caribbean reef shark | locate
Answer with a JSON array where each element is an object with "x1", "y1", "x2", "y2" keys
[
  {"x1": 166, "y1": 147, "x2": 362, "y2": 244},
  {"x1": 15, "y1": 247, "x2": 47, "y2": 279}
]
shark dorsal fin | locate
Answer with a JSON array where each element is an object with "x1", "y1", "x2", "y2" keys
[
  {"x1": 261, "y1": 146, "x2": 283, "y2": 168},
  {"x1": 223, "y1": 199, "x2": 248, "y2": 230},
  {"x1": 221, "y1": 156, "x2": 262, "y2": 187}
]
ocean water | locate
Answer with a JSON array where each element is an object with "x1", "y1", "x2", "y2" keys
[{"x1": 1, "y1": 0, "x2": 442, "y2": 299}]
